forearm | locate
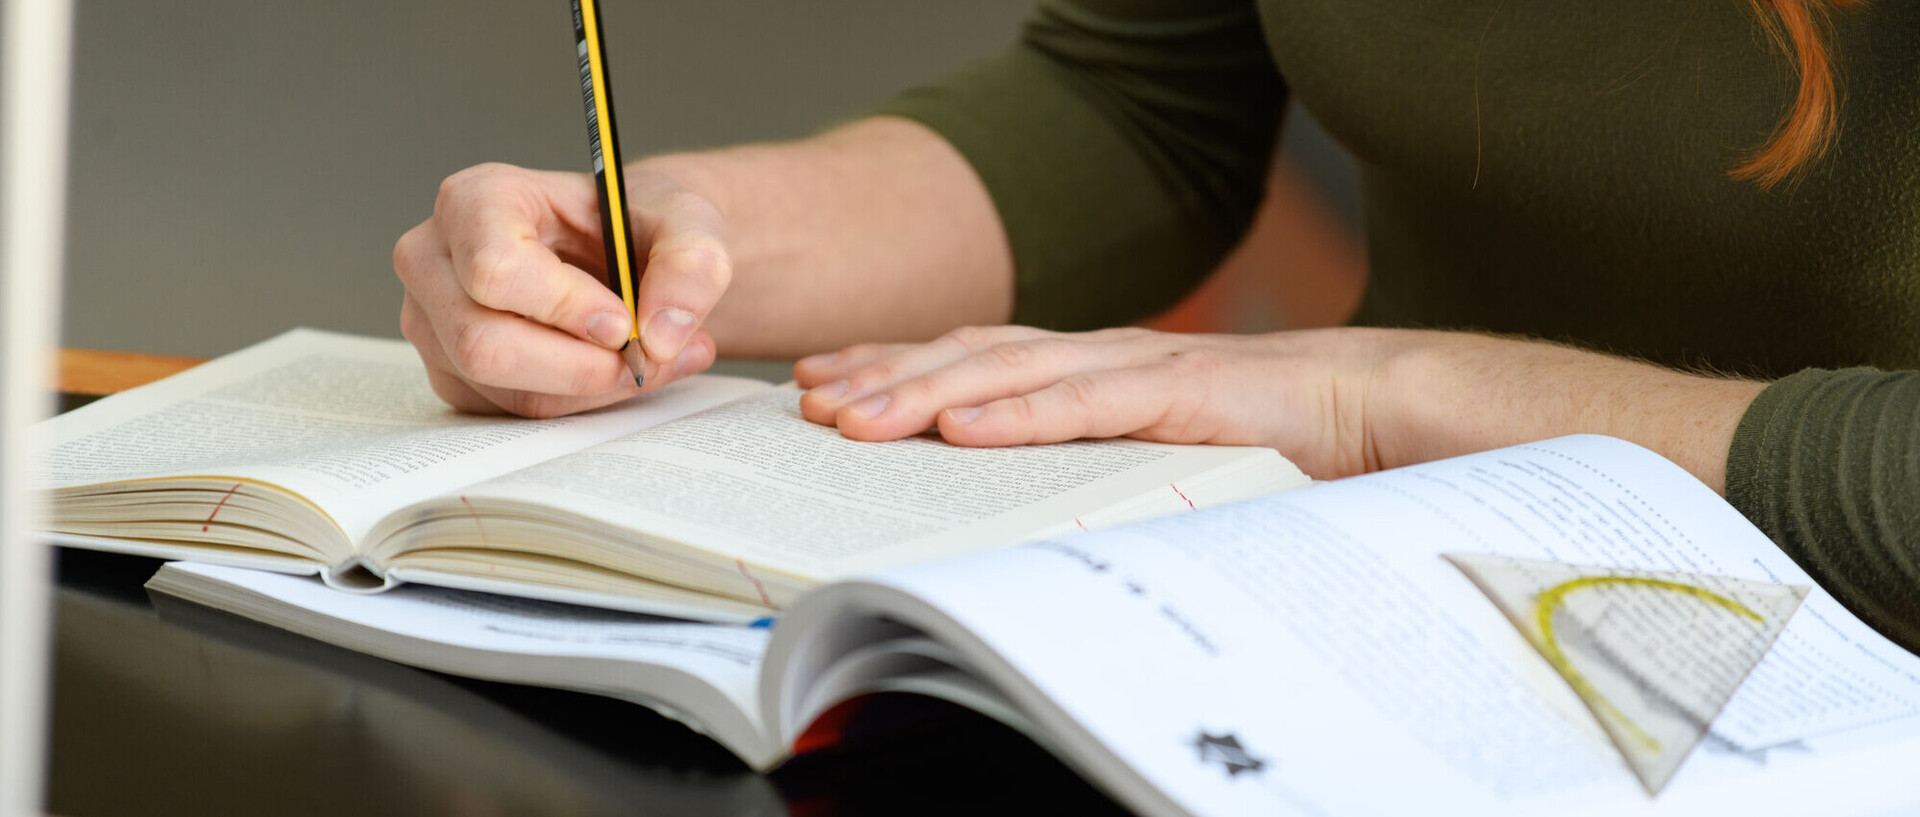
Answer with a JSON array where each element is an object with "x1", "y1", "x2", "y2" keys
[
  {"x1": 1383, "y1": 334, "x2": 1767, "y2": 493},
  {"x1": 635, "y1": 117, "x2": 1013, "y2": 358}
]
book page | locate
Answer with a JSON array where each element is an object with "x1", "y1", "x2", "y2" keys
[
  {"x1": 844, "y1": 436, "x2": 1920, "y2": 817},
  {"x1": 146, "y1": 561, "x2": 779, "y2": 768},
  {"x1": 432, "y1": 388, "x2": 1296, "y2": 581},
  {"x1": 38, "y1": 329, "x2": 769, "y2": 543}
]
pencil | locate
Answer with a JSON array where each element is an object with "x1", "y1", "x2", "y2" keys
[{"x1": 571, "y1": 0, "x2": 646, "y2": 387}]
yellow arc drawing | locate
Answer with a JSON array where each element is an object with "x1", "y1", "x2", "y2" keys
[
  {"x1": 1443, "y1": 552, "x2": 1808, "y2": 795},
  {"x1": 1532, "y1": 576, "x2": 1764, "y2": 753}
]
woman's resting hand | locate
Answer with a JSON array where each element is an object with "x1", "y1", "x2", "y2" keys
[{"x1": 794, "y1": 325, "x2": 1766, "y2": 489}]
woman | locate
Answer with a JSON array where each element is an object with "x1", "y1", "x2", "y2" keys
[{"x1": 393, "y1": 0, "x2": 1918, "y2": 649}]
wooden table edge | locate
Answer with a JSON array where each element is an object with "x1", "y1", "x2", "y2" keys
[{"x1": 57, "y1": 348, "x2": 207, "y2": 396}]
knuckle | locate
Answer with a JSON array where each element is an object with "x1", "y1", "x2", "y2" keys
[
  {"x1": 1005, "y1": 395, "x2": 1043, "y2": 444},
  {"x1": 463, "y1": 243, "x2": 522, "y2": 307},
  {"x1": 435, "y1": 163, "x2": 515, "y2": 215},
  {"x1": 392, "y1": 229, "x2": 423, "y2": 280},
  {"x1": 1057, "y1": 374, "x2": 1104, "y2": 410},
  {"x1": 450, "y1": 322, "x2": 507, "y2": 383},
  {"x1": 985, "y1": 340, "x2": 1037, "y2": 371},
  {"x1": 944, "y1": 325, "x2": 994, "y2": 353},
  {"x1": 849, "y1": 362, "x2": 900, "y2": 392},
  {"x1": 838, "y1": 343, "x2": 886, "y2": 362},
  {"x1": 534, "y1": 276, "x2": 586, "y2": 326},
  {"x1": 665, "y1": 189, "x2": 723, "y2": 223},
  {"x1": 652, "y1": 243, "x2": 731, "y2": 286},
  {"x1": 433, "y1": 174, "x2": 464, "y2": 211},
  {"x1": 1005, "y1": 394, "x2": 1037, "y2": 424},
  {"x1": 706, "y1": 249, "x2": 735, "y2": 289},
  {"x1": 1153, "y1": 354, "x2": 1219, "y2": 440},
  {"x1": 892, "y1": 375, "x2": 940, "y2": 405},
  {"x1": 435, "y1": 167, "x2": 478, "y2": 210},
  {"x1": 1168, "y1": 349, "x2": 1223, "y2": 377}
]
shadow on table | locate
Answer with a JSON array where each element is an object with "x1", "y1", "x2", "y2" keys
[{"x1": 49, "y1": 549, "x2": 1129, "y2": 817}]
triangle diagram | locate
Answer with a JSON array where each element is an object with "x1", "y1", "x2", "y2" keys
[{"x1": 1443, "y1": 553, "x2": 1808, "y2": 795}]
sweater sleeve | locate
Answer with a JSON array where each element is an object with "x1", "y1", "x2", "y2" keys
[
  {"x1": 873, "y1": 0, "x2": 1287, "y2": 330},
  {"x1": 1726, "y1": 368, "x2": 1920, "y2": 654}
]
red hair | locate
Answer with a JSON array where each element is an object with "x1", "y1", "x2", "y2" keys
[{"x1": 1734, "y1": 0, "x2": 1860, "y2": 188}]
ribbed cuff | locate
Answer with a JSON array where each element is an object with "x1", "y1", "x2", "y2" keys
[{"x1": 1726, "y1": 367, "x2": 1920, "y2": 655}]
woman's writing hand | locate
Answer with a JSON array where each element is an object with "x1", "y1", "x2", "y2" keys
[{"x1": 393, "y1": 162, "x2": 725, "y2": 417}]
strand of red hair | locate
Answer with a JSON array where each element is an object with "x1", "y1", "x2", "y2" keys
[{"x1": 1733, "y1": 0, "x2": 1860, "y2": 188}]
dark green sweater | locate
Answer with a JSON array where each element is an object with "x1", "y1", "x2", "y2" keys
[{"x1": 878, "y1": 0, "x2": 1920, "y2": 651}]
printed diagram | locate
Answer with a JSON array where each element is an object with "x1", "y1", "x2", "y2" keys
[{"x1": 1444, "y1": 553, "x2": 1808, "y2": 795}]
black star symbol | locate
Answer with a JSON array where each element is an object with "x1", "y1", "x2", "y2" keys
[{"x1": 1192, "y1": 731, "x2": 1267, "y2": 778}]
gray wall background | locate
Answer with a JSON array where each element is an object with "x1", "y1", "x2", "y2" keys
[
  {"x1": 62, "y1": 1, "x2": 1035, "y2": 356},
  {"x1": 62, "y1": 1, "x2": 1357, "y2": 358}
]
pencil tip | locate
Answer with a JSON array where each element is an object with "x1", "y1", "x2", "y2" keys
[{"x1": 620, "y1": 341, "x2": 646, "y2": 390}]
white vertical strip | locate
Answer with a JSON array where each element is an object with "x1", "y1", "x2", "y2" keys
[{"x1": 1, "y1": 0, "x2": 75, "y2": 814}]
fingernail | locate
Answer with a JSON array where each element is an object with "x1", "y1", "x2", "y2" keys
[
  {"x1": 807, "y1": 379, "x2": 848, "y2": 401},
  {"x1": 848, "y1": 393, "x2": 890, "y2": 419},
  {"x1": 642, "y1": 307, "x2": 698, "y2": 361},
  {"x1": 587, "y1": 310, "x2": 631, "y2": 348},
  {"x1": 947, "y1": 406, "x2": 983, "y2": 424},
  {"x1": 797, "y1": 351, "x2": 838, "y2": 370}
]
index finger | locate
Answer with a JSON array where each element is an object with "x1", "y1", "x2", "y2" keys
[{"x1": 629, "y1": 180, "x2": 732, "y2": 366}]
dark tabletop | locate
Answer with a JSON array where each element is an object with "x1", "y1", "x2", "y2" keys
[{"x1": 46, "y1": 395, "x2": 1133, "y2": 817}]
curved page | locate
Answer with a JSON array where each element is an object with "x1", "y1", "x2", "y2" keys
[
  {"x1": 776, "y1": 436, "x2": 1920, "y2": 817},
  {"x1": 39, "y1": 329, "x2": 767, "y2": 559},
  {"x1": 147, "y1": 561, "x2": 778, "y2": 769}
]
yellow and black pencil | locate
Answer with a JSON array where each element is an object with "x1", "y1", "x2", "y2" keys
[{"x1": 571, "y1": 0, "x2": 646, "y2": 386}]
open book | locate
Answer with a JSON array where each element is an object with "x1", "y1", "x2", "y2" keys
[
  {"x1": 40, "y1": 329, "x2": 1307, "y2": 621},
  {"x1": 148, "y1": 435, "x2": 1920, "y2": 816}
]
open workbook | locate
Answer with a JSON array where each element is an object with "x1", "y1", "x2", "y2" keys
[
  {"x1": 148, "y1": 435, "x2": 1920, "y2": 816},
  {"x1": 39, "y1": 329, "x2": 1307, "y2": 621}
]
